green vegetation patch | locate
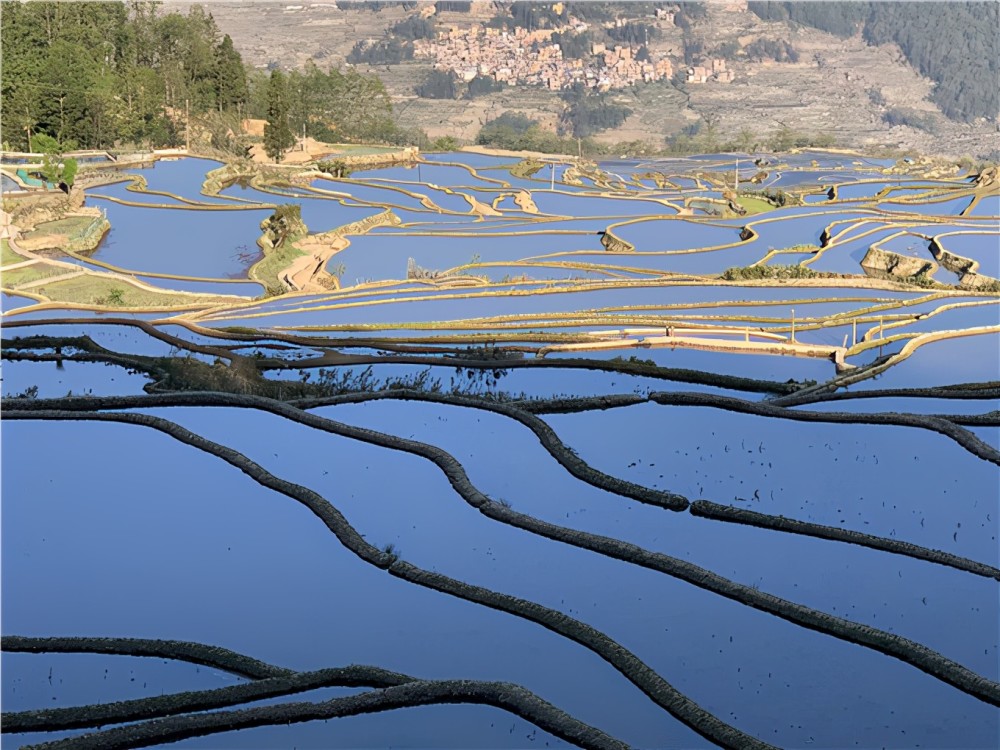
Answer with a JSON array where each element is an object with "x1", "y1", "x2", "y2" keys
[
  {"x1": 22, "y1": 216, "x2": 101, "y2": 243},
  {"x1": 2, "y1": 262, "x2": 74, "y2": 287},
  {"x1": 721, "y1": 264, "x2": 830, "y2": 281},
  {"x1": 28, "y1": 275, "x2": 229, "y2": 308},
  {"x1": 733, "y1": 195, "x2": 776, "y2": 215},
  {"x1": 2, "y1": 239, "x2": 25, "y2": 266},
  {"x1": 249, "y1": 235, "x2": 308, "y2": 295},
  {"x1": 510, "y1": 159, "x2": 546, "y2": 179}
]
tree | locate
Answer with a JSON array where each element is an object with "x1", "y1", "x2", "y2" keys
[
  {"x1": 61, "y1": 157, "x2": 78, "y2": 187},
  {"x1": 736, "y1": 127, "x2": 757, "y2": 153},
  {"x1": 466, "y1": 73, "x2": 505, "y2": 99},
  {"x1": 214, "y1": 34, "x2": 247, "y2": 112},
  {"x1": 30, "y1": 134, "x2": 78, "y2": 187},
  {"x1": 415, "y1": 69, "x2": 456, "y2": 99},
  {"x1": 433, "y1": 135, "x2": 458, "y2": 151},
  {"x1": 263, "y1": 69, "x2": 294, "y2": 162},
  {"x1": 317, "y1": 159, "x2": 351, "y2": 178}
]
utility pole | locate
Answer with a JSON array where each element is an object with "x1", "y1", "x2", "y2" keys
[
  {"x1": 790, "y1": 308, "x2": 796, "y2": 343},
  {"x1": 852, "y1": 317, "x2": 857, "y2": 347},
  {"x1": 735, "y1": 156, "x2": 739, "y2": 191},
  {"x1": 185, "y1": 98, "x2": 190, "y2": 152},
  {"x1": 550, "y1": 162, "x2": 555, "y2": 190}
]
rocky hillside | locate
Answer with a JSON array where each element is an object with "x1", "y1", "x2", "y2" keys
[{"x1": 205, "y1": 1, "x2": 1000, "y2": 158}]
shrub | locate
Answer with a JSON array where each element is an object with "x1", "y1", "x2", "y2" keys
[{"x1": 721, "y1": 264, "x2": 824, "y2": 281}]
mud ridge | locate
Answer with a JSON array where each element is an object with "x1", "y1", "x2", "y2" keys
[
  {"x1": 15, "y1": 679, "x2": 629, "y2": 750},
  {"x1": 689, "y1": 501, "x2": 1000, "y2": 581},
  {"x1": 290, "y1": 390, "x2": 688, "y2": 510},
  {"x1": 648, "y1": 391, "x2": 1000, "y2": 465},
  {"x1": 6, "y1": 398, "x2": 998, "y2": 709},
  {"x1": 0, "y1": 635, "x2": 290, "y2": 680},
  {"x1": 1, "y1": 643, "x2": 622, "y2": 750},
  {"x1": 3, "y1": 408, "x2": 775, "y2": 750}
]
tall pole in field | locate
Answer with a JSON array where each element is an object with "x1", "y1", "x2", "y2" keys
[
  {"x1": 185, "y1": 99, "x2": 190, "y2": 153},
  {"x1": 735, "y1": 156, "x2": 739, "y2": 192},
  {"x1": 550, "y1": 162, "x2": 555, "y2": 191},
  {"x1": 790, "y1": 308, "x2": 796, "y2": 343}
]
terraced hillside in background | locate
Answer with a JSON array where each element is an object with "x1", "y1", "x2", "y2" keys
[{"x1": 201, "y1": 1, "x2": 1000, "y2": 157}]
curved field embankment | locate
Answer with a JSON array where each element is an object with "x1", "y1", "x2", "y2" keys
[
  {"x1": 839, "y1": 325, "x2": 1000, "y2": 387},
  {"x1": 16, "y1": 682, "x2": 629, "y2": 750},
  {"x1": 930, "y1": 231, "x2": 1000, "y2": 289},
  {"x1": 689, "y1": 501, "x2": 1000, "y2": 581},
  {"x1": 289, "y1": 389, "x2": 687, "y2": 510},
  {"x1": 648, "y1": 390, "x2": 999, "y2": 465},
  {"x1": 857, "y1": 299, "x2": 1000, "y2": 341},
  {"x1": 5, "y1": 396, "x2": 999, "y2": 710},
  {"x1": 1, "y1": 638, "x2": 625, "y2": 750},
  {"x1": 772, "y1": 382, "x2": 1000, "y2": 407},
  {"x1": 771, "y1": 326, "x2": 1000, "y2": 405},
  {"x1": 0, "y1": 319, "x2": 810, "y2": 395},
  {"x1": 2, "y1": 407, "x2": 777, "y2": 750}
]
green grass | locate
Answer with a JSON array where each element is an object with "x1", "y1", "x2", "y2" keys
[
  {"x1": 28, "y1": 275, "x2": 231, "y2": 307},
  {"x1": 2, "y1": 262, "x2": 74, "y2": 287},
  {"x1": 733, "y1": 195, "x2": 777, "y2": 215},
  {"x1": 23, "y1": 215, "x2": 99, "y2": 240},
  {"x1": 248, "y1": 234, "x2": 307, "y2": 295},
  {"x1": 1, "y1": 239, "x2": 25, "y2": 266}
]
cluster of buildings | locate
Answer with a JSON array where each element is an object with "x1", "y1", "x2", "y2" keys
[
  {"x1": 686, "y1": 58, "x2": 735, "y2": 84},
  {"x1": 412, "y1": 24, "x2": 674, "y2": 92}
]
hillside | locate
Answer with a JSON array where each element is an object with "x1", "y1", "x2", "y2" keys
[{"x1": 204, "y1": 1, "x2": 1000, "y2": 158}]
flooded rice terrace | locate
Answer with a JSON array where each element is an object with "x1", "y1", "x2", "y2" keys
[{"x1": 2, "y1": 150, "x2": 998, "y2": 749}]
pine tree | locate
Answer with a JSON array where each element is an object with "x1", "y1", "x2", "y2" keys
[
  {"x1": 215, "y1": 34, "x2": 247, "y2": 112},
  {"x1": 263, "y1": 69, "x2": 294, "y2": 162}
]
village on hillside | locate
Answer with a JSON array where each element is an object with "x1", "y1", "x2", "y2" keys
[{"x1": 410, "y1": 5, "x2": 738, "y2": 92}]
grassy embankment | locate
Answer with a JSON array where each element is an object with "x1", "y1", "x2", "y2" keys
[
  {"x1": 733, "y1": 194, "x2": 777, "y2": 215},
  {"x1": 2, "y1": 263, "x2": 73, "y2": 286},
  {"x1": 249, "y1": 233, "x2": 308, "y2": 294},
  {"x1": 24, "y1": 275, "x2": 231, "y2": 307},
  {"x1": 1, "y1": 238, "x2": 24, "y2": 265}
]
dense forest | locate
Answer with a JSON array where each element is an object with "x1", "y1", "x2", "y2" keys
[
  {"x1": 389, "y1": 14, "x2": 437, "y2": 41},
  {"x1": 560, "y1": 86, "x2": 633, "y2": 139},
  {"x1": 1, "y1": 1, "x2": 422, "y2": 155},
  {"x1": 476, "y1": 112, "x2": 579, "y2": 153},
  {"x1": 747, "y1": 1, "x2": 999, "y2": 122},
  {"x1": 1, "y1": 1, "x2": 242, "y2": 150},
  {"x1": 346, "y1": 37, "x2": 415, "y2": 65},
  {"x1": 414, "y1": 69, "x2": 457, "y2": 99},
  {"x1": 261, "y1": 61, "x2": 421, "y2": 146}
]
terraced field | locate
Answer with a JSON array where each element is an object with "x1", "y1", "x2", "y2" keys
[{"x1": 2, "y1": 150, "x2": 998, "y2": 749}]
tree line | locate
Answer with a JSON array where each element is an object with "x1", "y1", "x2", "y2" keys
[
  {"x1": 1, "y1": 1, "x2": 426, "y2": 161},
  {"x1": 1, "y1": 1, "x2": 246, "y2": 151}
]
